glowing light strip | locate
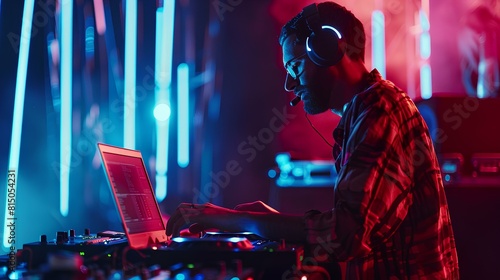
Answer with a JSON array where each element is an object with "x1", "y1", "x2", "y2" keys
[
  {"x1": 419, "y1": 9, "x2": 431, "y2": 60},
  {"x1": 92, "y1": 0, "x2": 106, "y2": 35},
  {"x1": 477, "y1": 61, "x2": 486, "y2": 98},
  {"x1": 419, "y1": 9, "x2": 430, "y2": 32},
  {"x1": 177, "y1": 63, "x2": 189, "y2": 168},
  {"x1": 155, "y1": 9, "x2": 167, "y2": 202},
  {"x1": 124, "y1": 0, "x2": 137, "y2": 149},
  {"x1": 419, "y1": 32, "x2": 431, "y2": 60},
  {"x1": 3, "y1": 0, "x2": 35, "y2": 249},
  {"x1": 155, "y1": 9, "x2": 163, "y2": 87},
  {"x1": 155, "y1": 0, "x2": 176, "y2": 201},
  {"x1": 420, "y1": 64, "x2": 432, "y2": 99},
  {"x1": 60, "y1": 0, "x2": 73, "y2": 217},
  {"x1": 160, "y1": 0, "x2": 175, "y2": 88},
  {"x1": 419, "y1": 7, "x2": 432, "y2": 99},
  {"x1": 155, "y1": 120, "x2": 168, "y2": 201},
  {"x1": 322, "y1": 25, "x2": 342, "y2": 39},
  {"x1": 306, "y1": 25, "x2": 342, "y2": 53},
  {"x1": 371, "y1": 10, "x2": 386, "y2": 78}
]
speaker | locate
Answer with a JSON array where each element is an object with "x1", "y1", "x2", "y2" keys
[
  {"x1": 302, "y1": 3, "x2": 345, "y2": 67},
  {"x1": 416, "y1": 95, "x2": 500, "y2": 176}
]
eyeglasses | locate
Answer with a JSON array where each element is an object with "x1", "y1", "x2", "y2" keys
[{"x1": 284, "y1": 52, "x2": 307, "y2": 80}]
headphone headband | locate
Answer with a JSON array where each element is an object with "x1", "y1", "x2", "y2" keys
[{"x1": 302, "y1": 4, "x2": 322, "y2": 33}]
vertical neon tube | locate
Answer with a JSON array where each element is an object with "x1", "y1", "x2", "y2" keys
[
  {"x1": 177, "y1": 63, "x2": 189, "y2": 168},
  {"x1": 155, "y1": 0, "x2": 175, "y2": 202},
  {"x1": 155, "y1": 8, "x2": 167, "y2": 202},
  {"x1": 419, "y1": 5, "x2": 432, "y2": 99},
  {"x1": 3, "y1": 0, "x2": 35, "y2": 249},
  {"x1": 60, "y1": 0, "x2": 73, "y2": 217},
  {"x1": 92, "y1": 0, "x2": 106, "y2": 35},
  {"x1": 371, "y1": 10, "x2": 386, "y2": 78},
  {"x1": 477, "y1": 59, "x2": 486, "y2": 98},
  {"x1": 124, "y1": 0, "x2": 137, "y2": 149},
  {"x1": 420, "y1": 64, "x2": 432, "y2": 99}
]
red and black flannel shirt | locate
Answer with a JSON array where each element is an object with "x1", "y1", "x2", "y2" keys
[{"x1": 304, "y1": 69, "x2": 459, "y2": 279}]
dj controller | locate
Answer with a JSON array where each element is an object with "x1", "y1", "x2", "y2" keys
[{"x1": 0, "y1": 229, "x2": 336, "y2": 279}]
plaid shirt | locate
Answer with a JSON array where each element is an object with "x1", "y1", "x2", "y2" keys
[{"x1": 304, "y1": 69, "x2": 459, "y2": 279}]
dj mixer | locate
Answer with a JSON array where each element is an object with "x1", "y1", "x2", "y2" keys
[{"x1": 0, "y1": 229, "x2": 335, "y2": 279}]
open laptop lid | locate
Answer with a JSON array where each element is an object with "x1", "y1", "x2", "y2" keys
[{"x1": 97, "y1": 143, "x2": 168, "y2": 249}]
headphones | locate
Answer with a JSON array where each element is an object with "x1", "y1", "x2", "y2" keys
[{"x1": 302, "y1": 3, "x2": 346, "y2": 67}]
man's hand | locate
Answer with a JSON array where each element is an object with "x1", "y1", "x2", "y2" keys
[
  {"x1": 234, "y1": 200, "x2": 280, "y2": 213},
  {"x1": 166, "y1": 201, "x2": 305, "y2": 242},
  {"x1": 165, "y1": 202, "x2": 237, "y2": 237}
]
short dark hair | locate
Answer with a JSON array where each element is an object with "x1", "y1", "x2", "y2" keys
[{"x1": 279, "y1": 2, "x2": 366, "y2": 62}]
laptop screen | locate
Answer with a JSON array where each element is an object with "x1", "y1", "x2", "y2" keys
[
  {"x1": 103, "y1": 152, "x2": 164, "y2": 233},
  {"x1": 98, "y1": 143, "x2": 168, "y2": 248}
]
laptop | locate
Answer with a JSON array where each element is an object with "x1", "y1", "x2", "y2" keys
[
  {"x1": 97, "y1": 143, "x2": 168, "y2": 249},
  {"x1": 96, "y1": 143, "x2": 304, "y2": 276}
]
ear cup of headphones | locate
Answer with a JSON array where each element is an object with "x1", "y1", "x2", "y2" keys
[
  {"x1": 302, "y1": 3, "x2": 346, "y2": 67},
  {"x1": 306, "y1": 26, "x2": 345, "y2": 67}
]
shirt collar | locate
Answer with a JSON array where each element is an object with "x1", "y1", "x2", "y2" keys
[{"x1": 332, "y1": 68, "x2": 383, "y2": 144}]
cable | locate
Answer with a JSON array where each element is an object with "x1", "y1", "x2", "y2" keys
[{"x1": 304, "y1": 113, "x2": 334, "y2": 148}]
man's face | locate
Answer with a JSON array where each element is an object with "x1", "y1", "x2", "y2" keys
[{"x1": 282, "y1": 34, "x2": 336, "y2": 115}]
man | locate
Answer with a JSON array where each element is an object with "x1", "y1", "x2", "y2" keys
[{"x1": 166, "y1": 2, "x2": 459, "y2": 279}]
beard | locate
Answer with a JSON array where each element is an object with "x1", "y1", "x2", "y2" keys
[
  {"x1": 299, "y1": 69, "x2": 335, "y2": 115},
  {"x1": 301, "y1": 89, "x2": 330, "y2": 114}
]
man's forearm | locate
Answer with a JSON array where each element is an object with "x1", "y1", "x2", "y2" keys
[{"x1": 236, "y1": 212, "x2": 306, "y2": 243}]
